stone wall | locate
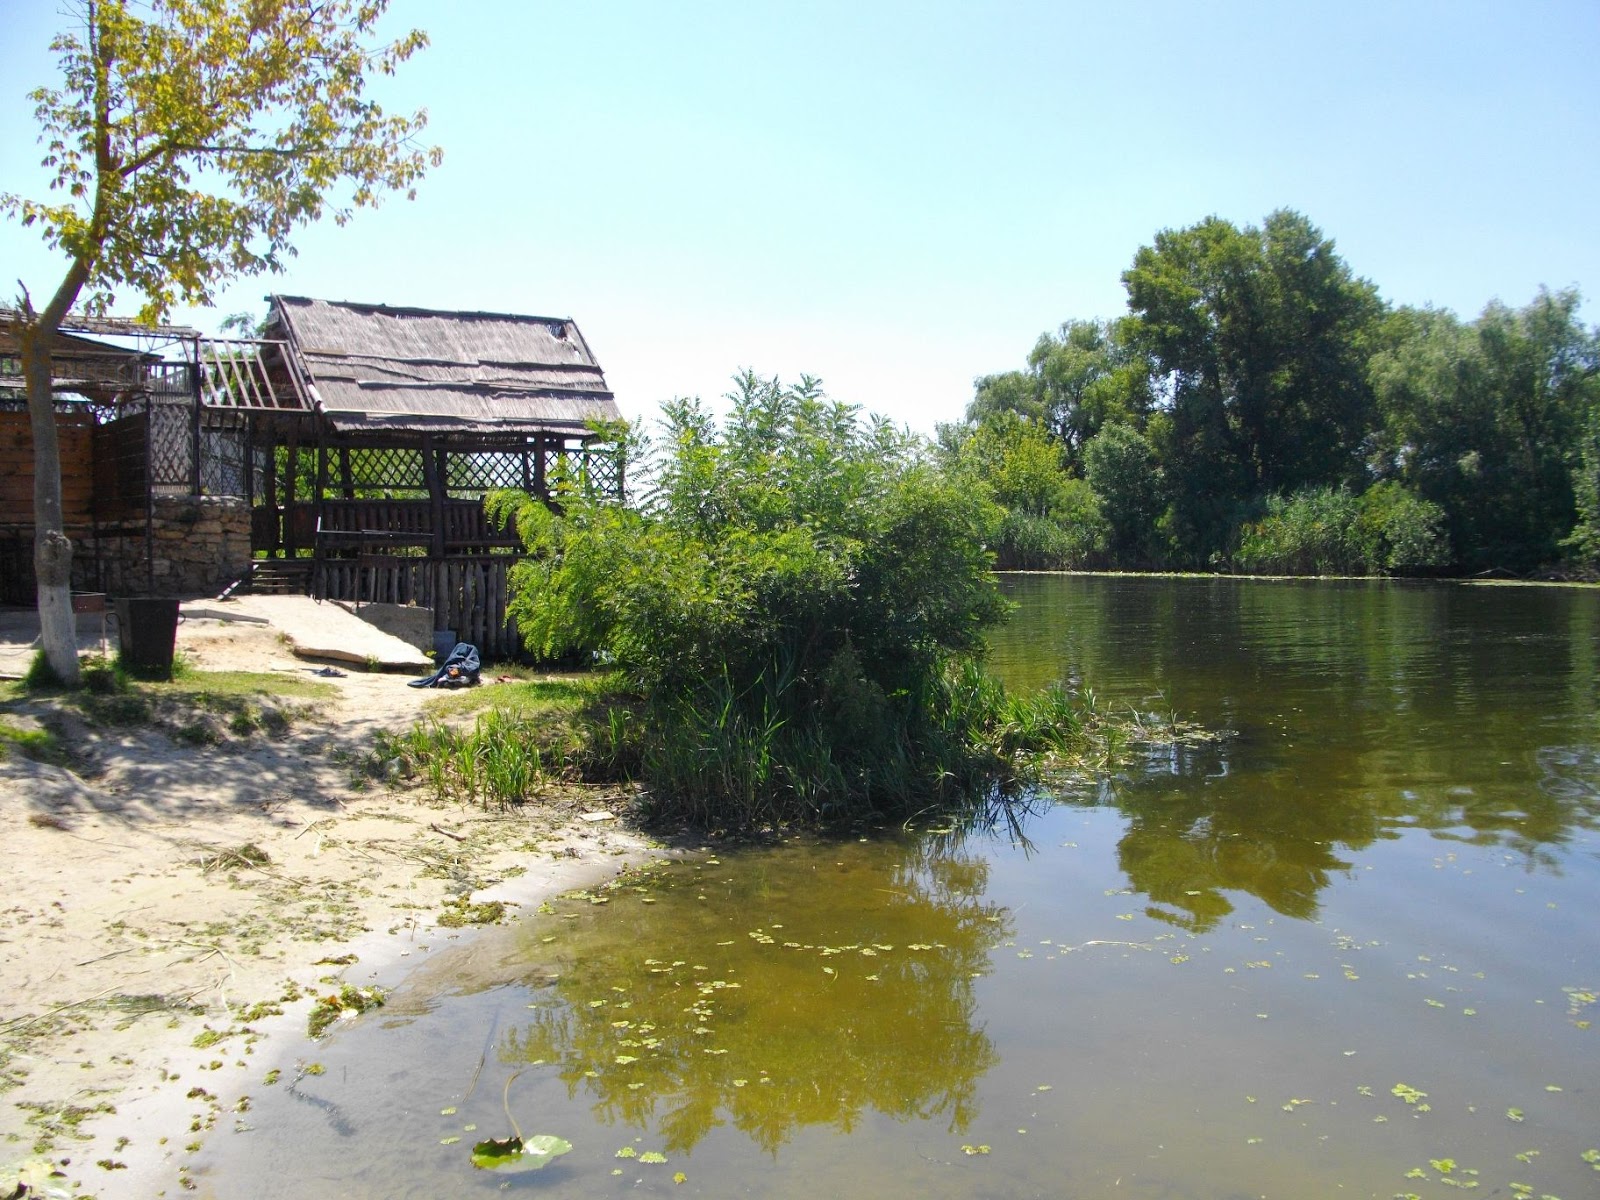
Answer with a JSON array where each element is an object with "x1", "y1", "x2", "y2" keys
[{"x1": 73, "y1": 496, "x2": 253, "y2": 598}]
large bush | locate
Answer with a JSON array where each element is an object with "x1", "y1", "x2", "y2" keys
[
  {"x1": 1233, "y1": 484, "x2": 1447, "y2": 576},
  {"x1": 490, "y1": 374, "x2": 1084, "y2": 827},
  {"x1": 942, "y1": 413, "x2": 1106, "y2": 569}
]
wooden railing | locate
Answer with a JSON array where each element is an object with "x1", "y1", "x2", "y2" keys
[{"x1": 252, "y1": 498, "x2": 520, "y2": 555}]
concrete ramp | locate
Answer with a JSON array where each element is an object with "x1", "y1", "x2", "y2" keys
[{"x1": 200, "y1": 596, "x2": 434, "y2": 671}]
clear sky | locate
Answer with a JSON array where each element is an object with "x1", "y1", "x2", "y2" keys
[{"x1": 3, "y1": 0, "x2": 1597, "y2": 433}]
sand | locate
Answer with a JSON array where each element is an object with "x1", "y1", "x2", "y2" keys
[{"x1": 0, "y1": 617, "x2": 661, "y2": 1199}]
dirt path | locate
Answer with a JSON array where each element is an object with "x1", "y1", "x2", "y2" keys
[{"x1": 0, "y1": 618, "x2": 660, "y2": 1199}]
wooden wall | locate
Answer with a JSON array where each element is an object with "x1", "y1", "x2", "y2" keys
[{"x1": 0, "y1": 409, "x2": 96, "y2": 529}]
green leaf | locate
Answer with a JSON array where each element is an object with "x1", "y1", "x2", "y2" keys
[{"x1": 469, "y1": 1134, "x2": 573, "y2": 1172}]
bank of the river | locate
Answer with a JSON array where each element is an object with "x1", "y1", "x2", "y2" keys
[
  {"x1": 0, "y1": 618, "x2": 669, "y2": 1200},
  {"x1": 1002, "y1": 567, "x2": 1600, "y2": 588}
]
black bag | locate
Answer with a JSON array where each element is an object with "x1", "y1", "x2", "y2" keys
[{"x1": 408, "y1": 642, "x2": 482, "y2": 688}]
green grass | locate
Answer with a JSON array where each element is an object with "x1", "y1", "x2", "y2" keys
[
  {"x1": 418, "y1": 669, "x2": 606, "y2": 720},
  {"x1": 146, "y1": 669, "x2": 338, "y2": 705},
  {"x1": 0, "y1": 718, "x2": 68, "y2": 765},
  {"x1": 365, "y1": 672, "x2": 618, "y2": 808},
  {"x1": 7, "y1": 655, "x2": 338, "y2": 744}
]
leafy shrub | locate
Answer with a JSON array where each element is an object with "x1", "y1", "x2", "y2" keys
[
  {"x1": 943, "y1": 413, "x2": 1106, "y2": 568},
  {"x1": 1354, "y1": 481, "x2": 1449, "y2": 573},
  {"x1": 1234, "y1": 484, "x2": 1446, "y2": 576},
  {"x1": 489, "y1": 373, "x2": 1099, "y2": 828}
]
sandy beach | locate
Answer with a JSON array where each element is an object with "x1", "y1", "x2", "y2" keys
[{"x1": 0, "y1": 613, "x2": 662, "y2": 1199}]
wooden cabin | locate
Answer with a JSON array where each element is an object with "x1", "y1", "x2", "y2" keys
[{"x1": 0, "y1": 297, "x2": 625, "y2": 657}]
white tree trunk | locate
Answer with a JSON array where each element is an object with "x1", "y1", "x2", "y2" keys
[{"x1": 20, "y1": 321, "x2": 81, "y2": 686}]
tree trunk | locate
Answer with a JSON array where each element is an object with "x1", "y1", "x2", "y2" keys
[{"x1": 19, "y1": 319, "x2": 81, "y2": 685}]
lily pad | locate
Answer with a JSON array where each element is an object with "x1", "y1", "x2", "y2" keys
[{"x1": 470, "y1": 1134, "x2": 573, "y2": 1172}]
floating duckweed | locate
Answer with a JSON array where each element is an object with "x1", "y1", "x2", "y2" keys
[
  {"x1": 1392, "y1": 1083, "x2": 1428, "y2": 1106},
  {"x1": 639, "y1": 1151, "x2": 668, "y2": 1164}
]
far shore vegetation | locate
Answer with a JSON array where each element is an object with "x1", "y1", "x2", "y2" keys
[{"x1": 942, "y1": 209, "x2": 1600, "y2": 582}]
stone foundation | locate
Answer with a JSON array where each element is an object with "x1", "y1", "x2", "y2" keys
[{"x1": 69, "y1": 496, "x2": 253, "y2": 598}]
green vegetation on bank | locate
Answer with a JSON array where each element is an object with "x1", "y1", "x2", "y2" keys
[
  {"x1": 943, "y1": 209, "x2": 1600, "y2": 577},
  {"x1": 479, "y1": 375, "x2": 1136, "y2": 829},
  {"x1": 7, "y1": 653, "x2": 334, "y2": 744}
]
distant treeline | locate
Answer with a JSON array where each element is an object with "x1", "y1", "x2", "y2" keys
[{"x1": 937, "y1": 210, "x2": 1600, "y2": 577}]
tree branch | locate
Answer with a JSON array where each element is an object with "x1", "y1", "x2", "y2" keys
[{"x1": 121, "y1": 139, "x2": 375, "y2": 178}]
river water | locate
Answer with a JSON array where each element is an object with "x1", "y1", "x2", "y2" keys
[{"x1": 201, "y1": 576, "x2": 1600, "y2": 1199}]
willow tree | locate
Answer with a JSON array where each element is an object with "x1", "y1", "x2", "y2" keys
[{"x1": 2, "y1": 0, "x2": 440, "y2": 683}]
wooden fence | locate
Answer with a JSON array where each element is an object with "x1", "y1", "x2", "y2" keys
[{"x1": 314, "y1": 554, "x2": 524, "y2": 659}]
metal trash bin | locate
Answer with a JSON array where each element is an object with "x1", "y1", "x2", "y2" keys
[{"x1": 114, "y1": 597, "x2": 181, "y2": 678}]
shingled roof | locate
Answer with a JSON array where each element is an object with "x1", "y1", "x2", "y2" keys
[{"x1": 268, "y1": 295, "x2": 620, "y2": 436}]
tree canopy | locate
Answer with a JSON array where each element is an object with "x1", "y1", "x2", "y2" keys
[
  {"x1": 951, "y1": 210, "x2": 1599, "y2": 577},
  {"x1": 6, "y1": 0, "x2": 439, "y2": 321},
  {"x1": 5, "y1": 0, "x2": 439, "y2": 682}
]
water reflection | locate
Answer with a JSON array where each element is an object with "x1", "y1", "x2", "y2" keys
[
  {"x1": 992, "y1": 576, "x2": 1600, "y2": 927},
  {"x1": 496, "y1": 836, "x2": 1011, "y2": 1156}
]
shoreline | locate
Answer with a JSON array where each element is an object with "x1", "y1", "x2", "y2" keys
[{"x1": 0, "y1": 618, "x2": 669, "y2": 1199}]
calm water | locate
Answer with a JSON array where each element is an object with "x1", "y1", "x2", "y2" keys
[{"x1": 202, "y1": 576, "x2": 1600, "y2": 1199}]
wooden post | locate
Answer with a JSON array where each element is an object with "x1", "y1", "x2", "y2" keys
[
  {"x1": 313, "y1": 429, "x2": 330, "y2": 576},
  {"x1": 243, "y1": 414, "x2": 255, "y2": 508},
  {"x1": 422, "y1": 434, "x2": 446, "y2": 559},
  {"x1": 262, "y1": 425, "x2": 279, "y2": 558},
  {"x1": 188, "y1": 358, "x2": 203, "y2": 496},
  {"x1": 284, "y1": 427, "x2": 299, "y2": 557}
]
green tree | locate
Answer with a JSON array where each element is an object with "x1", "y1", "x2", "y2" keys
[
  {"x1": 968, "y1": 318, "x2": 1152, "y2": 468},
  {"x1": 3, "y1": 0, "x2": 439, "y2": 683},
  {"x1": 1565, "y1": 399, "x2": 1600, "y2": 570},
  {"x1": 1082, "y1": 421, "x2": 1166, "y2": 564},
  {"x1": 1370, "y1": 289, "x2": 1599, "y2": 572},
  {"x1": 1122, "y1": 210, "x2": 1384, "y2": 563}
]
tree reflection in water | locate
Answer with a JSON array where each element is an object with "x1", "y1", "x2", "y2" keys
[
  {"x1": 497, "y1": 833, "x2": 1012, "y2": 1156},
  {"x1": 1083, "y1": 732, "x2": 1600, "y2": 934}
]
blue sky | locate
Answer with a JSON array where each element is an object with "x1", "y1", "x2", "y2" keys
[{"x1": 3, "y1": 0, "x2": 1597, "y2": 433}]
